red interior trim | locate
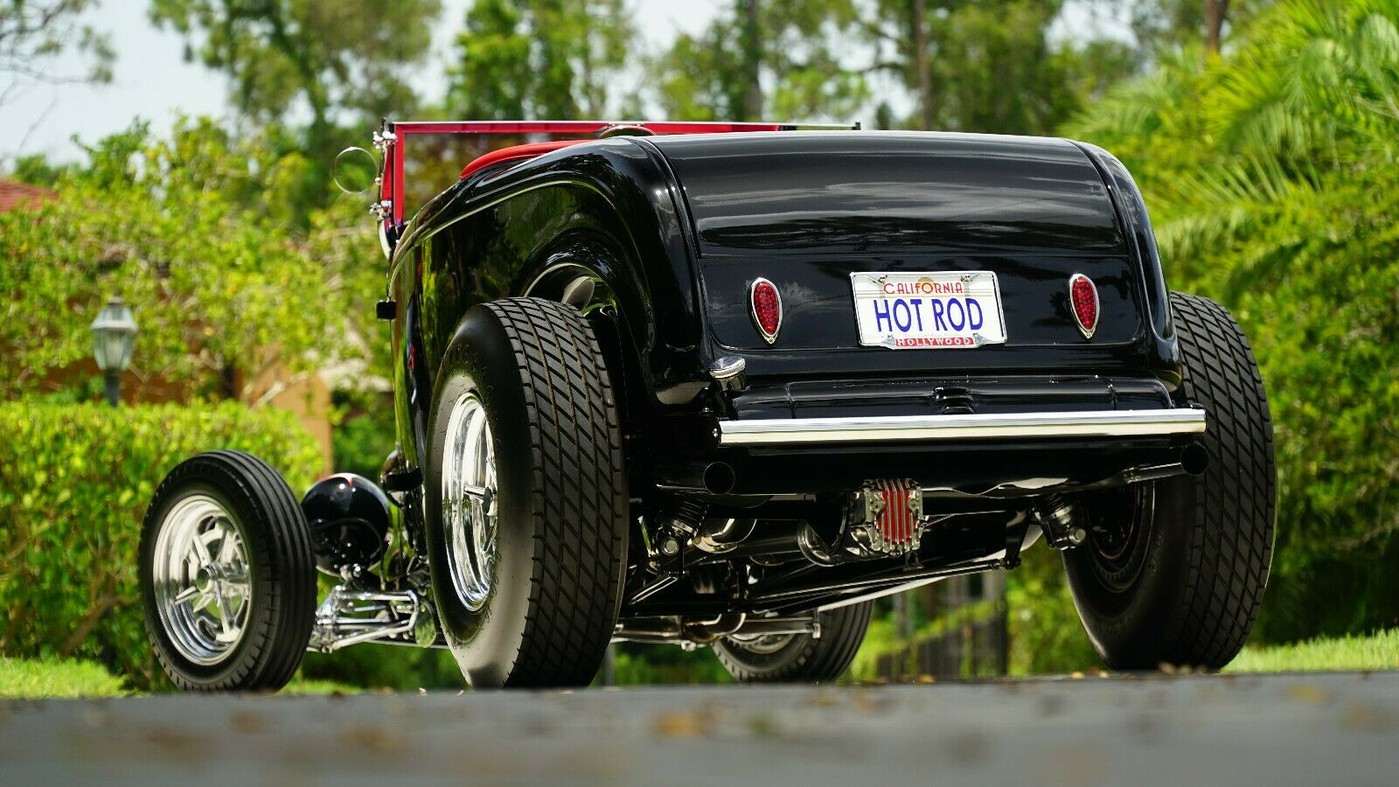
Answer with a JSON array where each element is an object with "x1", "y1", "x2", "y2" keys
[{"x1": 459, "y1": 140, "x2": 589, "y2": 180}]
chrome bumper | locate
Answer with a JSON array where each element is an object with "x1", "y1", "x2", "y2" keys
[{"x1": 717, "y1": 408, "x2": 1207, "y2": 447}]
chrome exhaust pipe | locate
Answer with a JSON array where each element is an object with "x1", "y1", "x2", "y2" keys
[
  {"x1": 656, "y1": 461, "x2": 737, "y2": 494},
  {"x1": 1180, "y1": 442, "x2": 1209, "y2": 476}
]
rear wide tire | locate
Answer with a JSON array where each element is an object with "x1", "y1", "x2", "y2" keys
[
  {"x1": 1065, "y1": 292, "x2": 1275, "y2": 670},
  {"x1": 425, "y1": 298, "x2": 628, "y2": 688}
]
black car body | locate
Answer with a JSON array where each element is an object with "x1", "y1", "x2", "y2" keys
[
  {"x1": 390, "y1": 129, "x2": 1198, "y2": 499},
  {"x1": 139, "y1": 120, "x2": 1274, "y2": 691}
]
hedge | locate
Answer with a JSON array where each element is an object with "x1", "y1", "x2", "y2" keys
[{"x1": 0, "y1": 402, "x2": 322, "y2": 689}]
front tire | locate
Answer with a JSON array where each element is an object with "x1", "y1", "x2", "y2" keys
[
  {"x1": 1065, "y1": 292, "x2": 1275, "y2": 670},
  {"x1": 425, "y1": 298, "x2": 628, "y2": 687},
  {"x1": 139, "y1": 450, "x2": 317, "y2": 692},
  {"x1": 714, "y1": 602, "x2": 873, "y2": 683}
]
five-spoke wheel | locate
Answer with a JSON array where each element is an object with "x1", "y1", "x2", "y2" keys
[
  {"x1": 140, "y1": 451, "x2": 316, "y2": 691},
  {"x1": 151, "y1": 494, "x2": 253, "y2": 666}
]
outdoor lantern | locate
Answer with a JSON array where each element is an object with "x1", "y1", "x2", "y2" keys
[{"x1": 90, "y1": 296, "x2": 138, "y2": 406}]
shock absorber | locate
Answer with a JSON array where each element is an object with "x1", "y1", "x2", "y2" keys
[
  {"x1": 649, "y1": 495, "x2": 708, "y2": 560},
  {"x1": 1038, "y1": 495, "x2": 1087, "y2": 550}
]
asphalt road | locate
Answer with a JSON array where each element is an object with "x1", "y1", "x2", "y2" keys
[{"x1": 2, "y1": 671, "x2": 1397, "y2": 786}]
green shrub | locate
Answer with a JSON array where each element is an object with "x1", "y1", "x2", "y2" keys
[
  {"x1": 1006, "y1": 546, "x2": 1099, "y2": 675},
  {"x1": 0, "y1": 402, "x2": 322, "y2": 689},
  {"x1": 330, "y1": 391, "x2": 396, "y2": 481},
  {"x1": 299, "y1": 638, "x2": 466, "y2": 692},
  {"x1": 610, "y1": 643, "x2": 732, "y2": 685}
]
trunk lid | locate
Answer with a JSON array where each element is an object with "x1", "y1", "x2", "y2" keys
[{"x1": 645, "y1": 132, "x2": 1149, "y2": 378}]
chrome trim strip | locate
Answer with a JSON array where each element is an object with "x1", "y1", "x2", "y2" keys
[{"x1": 718, "y1": 409, "x2": 1206, "y2": 446}]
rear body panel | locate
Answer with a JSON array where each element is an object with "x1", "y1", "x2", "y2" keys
[
  {"x1": 386, "y1": 128, "x2": 1190, "y2": 498},
  {"x1": 641, "y1": 132, "x2": 1177, "y2": 382}
]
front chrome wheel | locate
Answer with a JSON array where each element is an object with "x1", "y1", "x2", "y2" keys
[
  {"x1": 151, "y1": 493, "x2": 252, "y2": 666},
  {"x1": 141, "y1": 451, "x2": 316, "y2": 692},
  {"x1": 442, "y1": 392, "x2": 498, "y2": 612}
]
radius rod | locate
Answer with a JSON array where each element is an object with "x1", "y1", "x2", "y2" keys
[{"x1": 748, "y1": 557, "x2": 1007, "y2": 607}]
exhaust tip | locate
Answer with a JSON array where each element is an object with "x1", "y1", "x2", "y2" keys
[
  {"x1": 1181, "y1": 442, "x2": 1209, "y2": 476},
  {"x1": 703, "y1": 462, "x2": 736, "y2": 495}
]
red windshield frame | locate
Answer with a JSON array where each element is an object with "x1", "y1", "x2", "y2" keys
[{"x1": 378, "y1": 120, "x2": 855, "y2": 226}]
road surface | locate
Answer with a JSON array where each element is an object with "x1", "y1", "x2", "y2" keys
[{"x1": 2, "y1": 671, "x2": 1397, "y2": 785}]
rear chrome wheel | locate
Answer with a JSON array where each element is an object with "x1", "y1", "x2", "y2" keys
[
  {"x1": 441, "y1": 392, "x2": 498, "y2": 612},
  {"x1": 140, "y1": 451, "x2": 317, "y2": 692},
  {"x1": 723, "y1": 633, "x2": 798, "y2": 655}
]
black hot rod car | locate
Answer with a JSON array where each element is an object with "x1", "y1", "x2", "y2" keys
[{"x1": 139, "y1": 120, "x2": 1274, "y2": 690}]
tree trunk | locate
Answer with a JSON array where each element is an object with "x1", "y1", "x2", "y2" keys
[
  {"x1": 1205, "y1": 0, "x2": 1230, "y2": 57},
  {"x1": 740, "y1": 0, "x2": 763, "y2": 120},
  {"x1": 912, "y1": 0, "x2": 935, "y2": 130}
]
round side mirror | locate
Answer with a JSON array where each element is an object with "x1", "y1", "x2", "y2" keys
[{"x1": 333, "y1": 146, "x2": 380, "y2": 194}]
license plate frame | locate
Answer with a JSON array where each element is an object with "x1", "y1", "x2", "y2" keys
[{"x1": 849, "y1": 271, "x2": 1008, "y2": 349}]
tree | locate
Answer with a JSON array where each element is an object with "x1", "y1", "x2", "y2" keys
[
  {"x1": 1063, "y1": 0, "x2": 1399, "y2": 642},
  {"x1": 1, "y1": 1, "x2": 114, "y2": 98},
  {"x1": 147, "y1": 0, "x2": 441, "y2": 223},
  {"x1": 445, "y1": 0, "x2": 636, "y2": 119},
  {"x1": 862, "y1": 0, "x2": 1112, "y2": 133},
  {"x1": 1, "y1": 0, "x2": 115, "y2": 156},
  {"x1": 652, "y1": 0, "x2": 866, "y2": 122},
  {"x1": 132, "y1": 2, "x2": 449, "y2": 225},
  {"x1": 149, "y1": 0, "x2": 442, "y2": 130},
  {"x1": 1106, "y1": 0, "x2": 1275, "y2": 60}
]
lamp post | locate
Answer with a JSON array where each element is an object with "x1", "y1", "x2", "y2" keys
[{"x1": 90, "y1": 297, "x2": 138, "y2": 407}]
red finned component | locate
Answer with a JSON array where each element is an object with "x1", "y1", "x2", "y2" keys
[
  {"x1": 750, "y1": 278, "x2": 782, "y2": 344},
  {"x1": 1069, "y1": 273, "x2": 1099, "y2": 339},
  {"x1": 874, "y1": 479, "x2": 915, "y2": 546}
]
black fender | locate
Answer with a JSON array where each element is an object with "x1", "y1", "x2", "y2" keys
[{"x1": 387, "y1": 138, "x2": 712, "y2": 477}]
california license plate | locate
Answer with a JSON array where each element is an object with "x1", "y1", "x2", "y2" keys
[{"x1": 850, "y1": 271, "x2": 1007, "y2": 349}]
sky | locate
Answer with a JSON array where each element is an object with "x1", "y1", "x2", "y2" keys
[{"x1": 5, "y1": 0, "x2": 725, "y2": 165}]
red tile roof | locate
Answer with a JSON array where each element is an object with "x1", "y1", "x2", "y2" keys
[{"x1": 0, "y1": 179, "x2": 57, "y2": 212}]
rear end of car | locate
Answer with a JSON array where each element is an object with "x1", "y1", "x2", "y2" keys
[
  {"x1": 639, "y1": 131, "x2": 1205, "y2": 500},
  {"x1": 619, "y1": 130, "x2": 1273, "y2": 677}
]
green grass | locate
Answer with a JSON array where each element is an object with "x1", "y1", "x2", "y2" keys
[
  {"x1": 1225, "y1": 629, "x2": 1399, "y2": 674},
  {"x1": 281, "y1": 677, "x2": 364, "y2": 695},
  {"x1": 853, "y1": 624, "x2": 1399, "y2": 681},
  {"x1": 0, "y1": 657, "x2": 129, "y2": 699},
  {"x1": 0, "y1": 657, "x2": 362, "y2": 699}
]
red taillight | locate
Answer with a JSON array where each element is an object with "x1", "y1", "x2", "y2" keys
[
  {"x1": 750, "y1": 277, "x2": 782, "y2": 344},
  {"x1": 1069, "y1": 273, "x2": 1099, "y2": 339}
]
